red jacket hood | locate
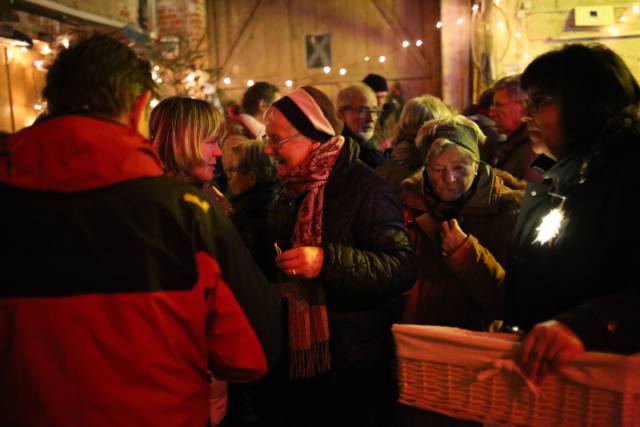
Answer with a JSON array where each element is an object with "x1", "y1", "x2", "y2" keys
[{"x1": 0, "y1": 115, "x2": 164, "y2": 192}]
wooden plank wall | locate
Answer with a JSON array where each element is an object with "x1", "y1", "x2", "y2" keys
[{"x1": 208, "y1": 0, "x2": 442, "y2": 106}]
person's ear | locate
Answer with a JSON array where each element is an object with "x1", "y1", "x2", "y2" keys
[{"x1": 129, "y1": 90, "x2": 152, "y2": 138}]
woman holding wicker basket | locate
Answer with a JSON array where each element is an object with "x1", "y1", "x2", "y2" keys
[{"x1": 505, "y1": 43, "x2": 640, "y2": 385}]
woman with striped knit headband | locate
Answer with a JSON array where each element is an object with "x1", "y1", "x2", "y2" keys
[{"x1": 254, "y1": 86, "x2": 417, "y2": 426}]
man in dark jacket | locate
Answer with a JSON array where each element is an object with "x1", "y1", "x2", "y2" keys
[
  {"x1": 256, "y1": 86, "x2": 417, "y2": 426},
  {"x1": 337, "y1": 83, "x2": 386, "y2": 169},
  {"x1": 0, "y1": 34, "x2": 280, "y2": 427}
]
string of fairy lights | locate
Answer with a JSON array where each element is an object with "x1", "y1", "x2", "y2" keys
[{"x1": 3, "y1": 1, "x2": 640, "y2": 124}]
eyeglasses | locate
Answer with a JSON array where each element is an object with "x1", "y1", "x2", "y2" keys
[
  {"x1": 262, "y1": 132, "x2": 301, "y2": 147},
  {"x1": 524, "y1": 94, "x2": 555, "y2": 113},
  {"x1": 342, "y1": 106, "x2": 383, "y2": 117}
]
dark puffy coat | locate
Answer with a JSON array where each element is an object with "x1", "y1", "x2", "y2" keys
[
  {"x1": 341, "y1": 124, "x2": 386, "y2": 170},
  {"x1": 264, "y1": 137, "x2": 417, "y2": 369}
]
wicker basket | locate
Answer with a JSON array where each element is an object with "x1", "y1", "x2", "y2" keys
[{"x1": 393, "y1": 324, "x2": 640, "y2": 427}]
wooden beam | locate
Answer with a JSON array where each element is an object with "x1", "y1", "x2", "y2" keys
[{"x1": 219, "y1": 0, "x2": 264, "y2": 75}]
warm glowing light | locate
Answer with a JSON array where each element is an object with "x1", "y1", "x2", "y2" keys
[
  {"x1": 285, "y1": 79, "x2": 293, "y2": 87},
  {"x1": 533, "y1": 208, "x2": 565, "y2": 245},
  {"x1": 436, "y1": 21, "x2": 443, "y2": 29},
  {"x1": 633, "y1": 5, "x2": 640, "y2": 14},
  {"x1": 247, "y1": 79, "x2": 255, "y2": 87},
  {"x1": 223, "y1": 77, "x2": 231, "y2": 85},
  {"x1": 515, "y1": 32, "x2": 522, "y2": 39},
  {"x1": 523, "y1": 52, "x2": 530, "y2": 59},
  {"x1": 456, "y1": 18, "x2": 464, "y2": 25},
  {"x1": 339, "y1": 68, "x2": 347, "y2": 75},
  {"x1": 494, "y1": 0, "x2": 501, "y2": 4},
  {"x1": 6, "y1": 48, "x2": 14, "y2": 61},
  {"x1": 472, "y1": 4, "x2": 479, "y2": 12},
  {"x1": 323, "y1": 66, "x2": 331, "y2": 73},
  {"x1": 378, "y1": 55, "x2": 386, "y2": 63},
  {"x1": 34, "y1": 102, "x2": 44, "y2": 111},
  {"x1": 150, "y1": 98, "x2": 160, "y2": 108},
  {"x1": 61, "y1": 37, "x2": 70, "y2": 49},
  {"x1": 41, "y1": 44, "x2": 52, "y2": 55},
  {"x1": 185, "y1": 73, "x2": 196, "y2": 82},
  {"x1": 364, "y1": 56, "x2": 370, "y2": 61},
  {"x1": 415, "y1": 39, "x2": 423, "y2": 47},
  {"x1": 608, "y1": 26, "x2": 619, "y2": 35},
  {"x1": 20, "y1": 47, "x2": 28, "y2": 52},
  {"x1": 156, "y1": 78, "x2": 163, "y2": 84},
  {"x1": 497, "y1": 21, "x2": 505, "y2": 29},
  {"x1": 34, "y1": 60, "x2": 45, "y2": 71},
  {"x1": 153, "y1": 65, "x2": 160, "y2": 71},
  {"x1": 619, "y1": 16, "x2": 627, "y2": 22},
  {"x1": 402, "y1": 40, "x2": 410, "y2": 48}
]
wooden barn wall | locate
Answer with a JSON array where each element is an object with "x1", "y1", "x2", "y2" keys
[{"x1": 208, "y1": 0, "x2": 442, "y2": 106}]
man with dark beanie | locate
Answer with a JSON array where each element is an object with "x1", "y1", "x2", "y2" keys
[{"x1": 253, "y1": 86, "x2": 417, "y2": 426}]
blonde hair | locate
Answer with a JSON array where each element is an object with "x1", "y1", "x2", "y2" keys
[
  {"x1": 393, "y1": 94, "x2": 454, "y2": 141},
  {"x1": 150, "y1": 97, "x2": 226, "y2": 177}
]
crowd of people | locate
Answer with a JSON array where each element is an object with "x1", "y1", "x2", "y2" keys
[{"x1": 1, "y1": 33, "x2": 639, "y2": 427}]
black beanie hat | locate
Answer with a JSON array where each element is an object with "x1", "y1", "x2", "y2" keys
[{"x1": 363, "y1": 73, "x2": 388, "y2": 92}]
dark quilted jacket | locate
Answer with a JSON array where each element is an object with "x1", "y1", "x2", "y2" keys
[{"x1": 263, "y1": 137, "x2": 417, "y2": 370}]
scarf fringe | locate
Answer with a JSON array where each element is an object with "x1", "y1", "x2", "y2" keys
[{"x1": 289, "y1": 341, "x2": 332, "y2": 379}]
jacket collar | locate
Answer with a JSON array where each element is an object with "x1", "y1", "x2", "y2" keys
[{"x1": 0, "y1": 115, "x2": 163, "y2": 192}]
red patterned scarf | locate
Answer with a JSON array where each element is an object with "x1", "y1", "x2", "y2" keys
[{"x1": 279, "y1": 135, "x2": 344, "y2": 378}]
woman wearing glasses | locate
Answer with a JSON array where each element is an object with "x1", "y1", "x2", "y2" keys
[
  {"x1": 254, "y1": 86, "x2": 417, "y2": 427},
  {"x1": 505, "y1": 43, "x2": 640, "y2": 385}
]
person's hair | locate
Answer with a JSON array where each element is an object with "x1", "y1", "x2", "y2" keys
[
  {"x1": 336, "y1": 84, "x2": 376, "y2": 110},
  {"x1": 394, "y1": 95, "x2": 453, "y2": 139},
  {"x1": 150, "y1": 97, "x2": 226, "y2": 177},
  {"x1": 417, "y1": 115, "x2": 486, "y2": 164},
  {"x1": 231, "y1": 140, "x2": 278, "y2": 188},
  {"x1": 521, "y1": 43, "x2": 640, "y2": 148},
  {"x1": 241, "y1": 82, "x2": 279, "y2": 116},
  {"x1": 43, "y1": 34, "x2": 155, "y2": 117},
  {"x1": 492, "y1": 74, "x2": 525, "y2": 103}
]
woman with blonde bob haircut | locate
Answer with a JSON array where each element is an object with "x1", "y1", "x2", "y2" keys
[
  {"x1": 151, "y1": 97, "x2": 233, "y2": 215},
  {"x1": 151, "y1": 97, "x2": 226, "y2": 184}
]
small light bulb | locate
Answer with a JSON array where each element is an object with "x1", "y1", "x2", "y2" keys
[
  {"x1": 150, "y1": 98, "x2": 160, "y2": 108},
  {"x1": 153, "y1": 65, "x2": 160, "y2": 71},
  {"x1": 436, "y1": 21, "x2": 443, "y2": 29},
  {"x1": 472, "y1": 4, "x2": 479, "y2": 12},
  {"x1": 323, "y1": 66, "x2": 331, "y2": 73},
  {"x1": 34, "y1": 60, "x2": 45, "y2": 71},
  {"x1": 378, "y1": 55, "x2": 386, "y2": 63},
  {"x1": 223, "y1": 77, "x2": 231, "y2": 85},
  {"x1": 285, "y1": 79, "x2": 293, "y2": 87},
  {"x1": 339, "y1": 68, "x2": 347, "y2": 76},
  {"x1": 608, "y1": 26, "x2": 619, "y2": 35},
  {"x1": 633, "y1": 5, "x2": 640, "y2": 14},
  {"x1": 619, "y1": 16, "x2": 627, "y2": 22},
  {"x1": 247, "y1": 79, "x2": 255, "y2": 87},
  {"x1": 364, "y1": 56, "x2": 370, "y2": 62},
  {"x1": 457, "y1": 17, "x2": 464, "y2": 25},
  {"x1": 41, "y1": 44, "x2": 52, "y2": 55},
  {"x1": 494, "y1": 0, "x2": 501, "y2": 4},
  {"x1": 402, "y1": 40, "x2": 410, "y2": 48},
  {"x1": 61, "y1": 37, "x2": 70, "y2": 49},
  {"x1": 497, "y1": 21, "x2": 505, "y2": 29},
  {"x1": 515, "y1": 32, "x2": 522, "y2": 39},
  {"x1": 415, "y1": 40, "x2": 423, "y2": 47}
]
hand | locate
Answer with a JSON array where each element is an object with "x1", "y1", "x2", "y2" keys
[
  {"x1": 275, "y1": 246, "x2": 324, "y2": 279},
  {"x1": 520, "y1": 320, "x2": 585, "y2": 385},
  {"x1": 440, "y1": 219, "x2": 467, "y2": 256}
]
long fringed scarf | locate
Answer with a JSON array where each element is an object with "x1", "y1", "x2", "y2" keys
[{"x1": 279, "y1": 135, "x2": 344, "y2": 379}]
